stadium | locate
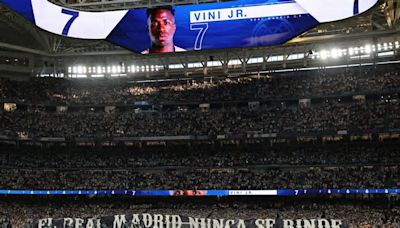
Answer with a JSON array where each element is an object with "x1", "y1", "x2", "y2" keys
[{"x1": 0, "y1": 0, "x2": 399, "y2": 227}]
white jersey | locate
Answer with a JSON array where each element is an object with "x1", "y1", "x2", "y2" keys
[{"x1": 141, "y1": 46, "x2": 186, "y2": 54}]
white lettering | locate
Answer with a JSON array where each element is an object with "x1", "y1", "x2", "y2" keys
[
  {"x1": 224, "y1": 220, "x2": 235, "y2": 228},
  {"x1": 172, "y1": 215, "x2": 182, "y2": 228},
  {"x1": 64, "y1": 218, "x2": 74, "y2": 228},
  {"x1": 86, "y1": 219, "x2": 94, "y2": 228},
  {"x1": 331, "y1": 219, "x2": 343, "y2": 228},
  {"x1": 189, "y1": 3, "x2": 307, "y2": 23},
  {"x1": 317, "y1": 219, "x2": 331, "y2": 228},
  {"x1": 213, "y1": 219, "x2": 225, "y2": 228},
  {"x1": 189, "y1": 217, "x2": 201, "y2": 228},
  {"x1": 131, "y1": 214, "x2": 141, "y2": 225},
  {"x1": 237, "y1": 219, "x2": 247, "y2": 228},
  {"x1": 33, "y1": 215, "x2": 344, "y2": 228},
  {"x1": 38, "y1": 219, "x2": 47, "y2": 228},
  {"x1": 113, "y1": 215, "x2": 126, "y2": 228},
  {"x1": 283, "y1": 219, "x2": 295, "y2": 228},
  {"x1": 153, "y1": 214, "x2": 163, "y2": 228},
  {"x1": 255, "y1": 219, "x2": 264, "y2": 228},
  {"x1": 142, "y1": 213, "x2": 153, "y2": 228},
  {"x1": 302, "y1": 219, "x2": 316, "y2": 228},
  {"x1": 75, "y1": 218, "x2": 84, "y2": 228},
  {"x1": 265, "y1": 219, "x2": 275, "y2": 228}
]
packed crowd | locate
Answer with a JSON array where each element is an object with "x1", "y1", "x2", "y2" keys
[
  {"x1": 0, "y1": 65, "x2": 399, "y2": 104},
  {"x1": 1, "y1": 66, "x2": 400, "y2": 227},
  {"x1": 0, "y1": 219, "x2": 11, "y2": 228},
  {"x1": 0, "y1": 142, "x2": 399, "y2": 168},
  {"x1": 1, "y1": 65, "x2": 400, "y2": 138},
  {"x1": 1, "y1": 98, "x2": 399, "y2": 137},
  {"x1": 0, "y1": 165, "x2": 398, "y2": 189},
  {"x1": 0, "y1": 197, "x2": 398, "y2": 228},
  {"x1": 0, "y1": 141, "x2": 398, "y2": 190}
]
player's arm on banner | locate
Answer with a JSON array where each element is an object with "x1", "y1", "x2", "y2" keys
[
  {"x1": 295, "y1": 0, "x2": 378, "y2": 22},
  {"x1": 0, "y1": 0, "x2": 128, "y2": 39}
]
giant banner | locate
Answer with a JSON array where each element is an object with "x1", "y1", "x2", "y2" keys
[
  {"x1": 0, "y1": 0, "x2": 378, "y2": 54},
  {"x1": 33, "y1": 213, "x2": 346, "y2": 228}
]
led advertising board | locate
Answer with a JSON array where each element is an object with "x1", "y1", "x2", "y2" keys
[
  {"x1": 0, "y1": 0, "x2": 378, "y2": 54},
  {"x1": 0, "y1": 189, "x2": 398, "y2": 196}
]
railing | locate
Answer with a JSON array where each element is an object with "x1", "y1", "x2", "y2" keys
[{"x1": 0, "y1": 128, "x2": 399, "y2": 143}]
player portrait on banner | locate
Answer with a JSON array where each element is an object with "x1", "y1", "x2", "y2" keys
[
  {"x1": 142, "y1": 6, "x2": 185, "y2": 54},
  {"x1": 0, "y1": 0, "x2": 379, "y2": 54}
]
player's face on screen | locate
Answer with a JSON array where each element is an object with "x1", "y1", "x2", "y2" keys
[
  {"x1": 185, "y1": 190, "x2": 206, "y2": 196},
  {"x1": 148, "y1": 9, "x2": 176, "y2": 48},
  {"x1": 173, "y1": 190, "x2": 207, "y2": 196}
]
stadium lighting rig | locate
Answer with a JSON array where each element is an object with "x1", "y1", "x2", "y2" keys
[
  {"x1": 63, "y1": 40, "x2": 400, "y2": 78},
  {"x1": 312, "y1": 42, "x2": 398, "y2": 60}
]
